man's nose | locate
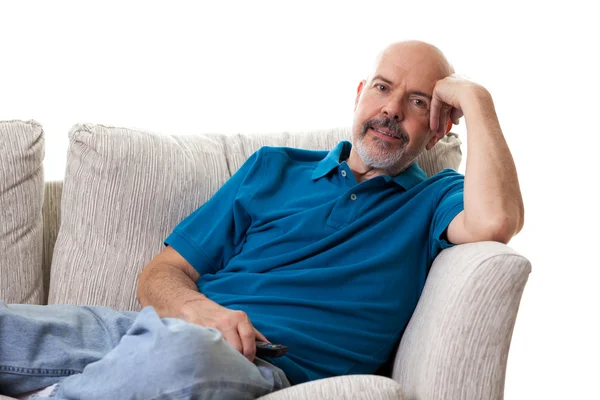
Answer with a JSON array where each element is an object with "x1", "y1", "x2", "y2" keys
[{"x1": 381, "y1": 99, "x2": 403, "y2": 121}]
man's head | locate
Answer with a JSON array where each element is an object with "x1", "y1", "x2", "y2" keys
[{"x1": 350, "y1": 40, "x2": 454, "y2": 177}]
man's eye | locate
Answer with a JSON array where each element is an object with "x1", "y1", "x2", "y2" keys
[
  {"x1": 377, "y1": 84, "x2": 388, "y2": 92},
  {"x1": 413, "y1": 99, "x2": 428, "y2": 108}
]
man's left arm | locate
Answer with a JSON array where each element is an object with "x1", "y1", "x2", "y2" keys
[{"x1": 430, "y1": 76, "x2": 525, "y2": 245}]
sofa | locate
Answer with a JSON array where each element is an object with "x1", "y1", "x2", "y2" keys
[{"x1": 0, "y1": 120, "x2": 531, "y2": 400}]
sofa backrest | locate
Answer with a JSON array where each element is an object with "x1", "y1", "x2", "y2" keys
[{"x1": 42, "y1": 125, "x2": 461, "y2": 308}]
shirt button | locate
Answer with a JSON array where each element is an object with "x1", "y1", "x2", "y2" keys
[
  {"x1": 341, "y1": 170, "x2": 347, "y2": 177},
  {"x1": 350, "y1": 193, "x2": 357, "y2": 201}
]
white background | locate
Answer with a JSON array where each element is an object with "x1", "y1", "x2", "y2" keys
[{"x1": 1, "y1": 1, "x2": 598, "y2": 398}]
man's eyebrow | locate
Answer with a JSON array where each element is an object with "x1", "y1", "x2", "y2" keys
[
  {"x1": 371, "y1": 75, "x2": 394, "y2": 86},
  {"x1": 409, "y1": 90, "x2": 432, "y2": 100},
  {"x1": 371, "y1": 75, "x2": 432, "y2": 100}
]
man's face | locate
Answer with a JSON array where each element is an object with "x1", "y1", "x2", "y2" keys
[{"x1": 352, "y1": 44, "x2": 449, "y2": 174}]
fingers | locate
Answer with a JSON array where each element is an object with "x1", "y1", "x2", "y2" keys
[
  {"x1": 430, "y1": 99, "x2": 454, "y2": 135},
  {"x1": 254, "y1": 328, "x2": 270, "y2": 343},
  {"x1": 237, "y1": 319, "x2": 257, "y2": 362},
  {"x1": 436, "y1": 106, "x2": 451, "y2": 135},
  {"x1": 185, "y1": 303, "x2": 263, "y2": 363},
  {"x1": 450, "y1": 107, "x2": 463, "y2": 125},
  {"x1": 221, "y1": 324, "x2": 244, "y2": 355},
  {"x1": 429, "y1": 97, "x2": 443, "y2": 132},
  {"x1": 431, "y1": 86, "x2": 464, "y2": 132}
]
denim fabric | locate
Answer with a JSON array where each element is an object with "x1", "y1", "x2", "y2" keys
[{"x1": 0, "y1": 302, "x2": 289, "y2": 399}]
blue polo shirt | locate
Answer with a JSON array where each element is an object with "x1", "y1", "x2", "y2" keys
[{"x1": 164, "y1": 141, "x2": 464, "y2": 385}]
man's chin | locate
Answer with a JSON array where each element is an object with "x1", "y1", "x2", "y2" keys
[{"x1": 361, "y1": 151, "x2": 406, "y2": 171}]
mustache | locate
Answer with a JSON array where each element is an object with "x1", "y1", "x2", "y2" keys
[{"x1": 361, "y1": 116, "x2": 408, "y2": 144}]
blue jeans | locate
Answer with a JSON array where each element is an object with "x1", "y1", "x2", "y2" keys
[{"x1": 0, "y1": 302, "x2": 290, "y2": 399}]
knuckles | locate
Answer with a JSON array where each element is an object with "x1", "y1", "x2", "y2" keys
[
  {"x1": 232, "y1": 310, "x2": 249, "y2": 320},
  {"x1": 215, "y1": 310, "x2": 248, "y2": 330}
]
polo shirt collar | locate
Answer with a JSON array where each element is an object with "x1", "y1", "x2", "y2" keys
[
  {"x1": 384, "y1": 162, "x2": 427, "y2": 190},
  {"x1": 312, "y1": 141, "x2": 351, "y2": 180},
  {"x1": 312, "y1": 140, "x2": 427, "y2": 190}
]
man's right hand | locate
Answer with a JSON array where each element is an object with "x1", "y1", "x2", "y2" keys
[
  {"x1": 137, "y1": 246, "x2": 268, "y2": 362},
  {"x1": 177, "y1": 296, "x2": 269, "y2": 362}
]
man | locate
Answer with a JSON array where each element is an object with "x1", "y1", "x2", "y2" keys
[{"x1": 0, "y1": 41, "x2": 523, "y2": 399}]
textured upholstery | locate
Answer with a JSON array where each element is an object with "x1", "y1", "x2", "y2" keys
[
  {"x1": 0, "y1": 120, "x2": 45, "y2": 304},
  {"x1": 4, "y1": 123, "x2": 532, "y2": 399},
  {"x1": 47, "y1": 124, "x2": 462, "y2": 310},
  {"x1": 393, "y1": 241, "x2": 531, "y2": 399},
  {"x1": 41, "y1": 181, "x2": 62, "y2": 304},
  {"x1": 47, "y1": 124, "x2": 231, "y2": 309},
  {"x1": 257, "y1": 375, "x2": 404, "y2": 400}
]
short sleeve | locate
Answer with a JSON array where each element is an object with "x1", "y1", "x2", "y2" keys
[
  {"x1": 164, "y1": 150, "x2": 263, "y2": 275},
  {"x1": 429, "y1": 170, "x2": 465, "y2": 257}
]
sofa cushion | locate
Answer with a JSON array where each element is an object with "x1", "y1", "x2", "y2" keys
[
  {"x1": 48, "y1": 124, "x2": 230, "y2": 309},
  {"x1": 256, "y1": 374, "x2": 404, "y2": 399},
  {"x1": 48, "y1": 124, "x2": 461, "y2": 310},
  {"x1": 0, "y1": 120, "x2": 45, "y2": 304}
]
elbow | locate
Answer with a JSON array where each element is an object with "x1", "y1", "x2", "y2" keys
[
  {"x1": 464, "y1": 210, "x2": 523, "y2": 245},
  {"x1": 483, "y1": 213, "x2": 523, "y2": 244}
]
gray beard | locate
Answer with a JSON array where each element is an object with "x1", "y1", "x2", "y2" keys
[{"x1": 354, "y1": 134, "x2": 409, "y2": 175}]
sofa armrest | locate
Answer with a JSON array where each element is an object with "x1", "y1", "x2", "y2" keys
[{"x1": 392, "y1": 241, "x2": 531, "y2": 400}]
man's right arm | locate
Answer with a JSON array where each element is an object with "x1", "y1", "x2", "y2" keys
[
  {"x1": 137, "y1": 245, "x2": 203, "y2": 317},
  {"x1": 136, "y1": 245, "x2": 268, "y2": 361}
]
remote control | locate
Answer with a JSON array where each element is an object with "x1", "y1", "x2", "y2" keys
[{"x1": 256, "y1": 341, "x2": 289, "y2": 358}]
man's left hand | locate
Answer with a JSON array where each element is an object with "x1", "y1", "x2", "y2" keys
[{"x1": 429, "y1": 74, "x2": 490, "y2": 134}]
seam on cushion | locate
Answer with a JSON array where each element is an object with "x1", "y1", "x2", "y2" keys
[
  {"x1": 0, "y1": 171, "x2": 40, "y2": 203},
  {"x1": 30, "y1": 127, "x2": 44, "y2": 150},
  {"x1": 171, "y1": 230, "x2": 218, "y2": 274},
  {"x1": 0, "y1": 127, "x2": 44, "y2": 189}
]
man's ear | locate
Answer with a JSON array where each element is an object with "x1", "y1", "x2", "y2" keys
[{"x1": 354, "y1": 80, "x2": 366, "y2": 110}]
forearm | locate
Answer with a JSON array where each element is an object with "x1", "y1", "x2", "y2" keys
[
  {"x1": 461, "y1": 88, "x2": 524, "y2": 240},
  {"x1": 137, "y1": 262, "x2": 207, "y2": 318}
]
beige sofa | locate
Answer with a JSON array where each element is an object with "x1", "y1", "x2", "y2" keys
[{"x1": 0, "y1": 120, "x2": 531, "y2": 399}]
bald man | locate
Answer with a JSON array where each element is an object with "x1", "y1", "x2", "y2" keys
[{"x1": 0, "y1": 41, "x2": 523, "y2": 399}]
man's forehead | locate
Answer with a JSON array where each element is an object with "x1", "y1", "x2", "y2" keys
[
  {"x1": 369, "y1": 45, "x2": 449, "y2": 91},
  {"x1": 371, "y1": 61, "x2": 441, "y2": 92}
]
